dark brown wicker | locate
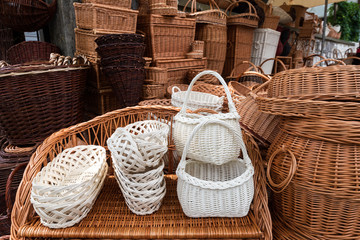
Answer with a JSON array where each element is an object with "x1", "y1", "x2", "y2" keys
[
  {"x1": 0, "y1": 0, "x2": 57, "y2": 32},
  {"x1": 96, "y1": 43, "x2": 146, "y2": 59},
  {"x1": 0, "y1": 64, "x2": 89, "y2": 146},
  {"x1": 95, "y1": 33, "x2": 145, "y2": 46},
  {"x1": 6, "y1": 41, "x2": 60, "y2": 65},
  {"x1": 100, "y1": 55, "x2": 145, "y2": 68},
  {"x1": 102, "y1": 66, "x2": 145, "y2": 107},
  {"x1": 0, "y1": 28, "x2": 13, "y2": 61}
]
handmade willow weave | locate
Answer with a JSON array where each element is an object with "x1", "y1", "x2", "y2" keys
[
  {"x1": 177, "y1": 119, "x2": 254, "y2": 217},
  {"x1": 107, "y1": 120, "x2": 169, "y2": 173},
  {"x1": 31, "y1": 145, "x2": 108, "y2": 228},
  {"x1": 173, "y1": 70, "x2": 241, "y2": 165}
]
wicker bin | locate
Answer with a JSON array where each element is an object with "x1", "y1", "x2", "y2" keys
[
  {"x1": 0, "y1": 64, "x2": 88, "y2": 146},
  {"x1": 74, "y1": 3, "x2": 138, "y2": 32},
  {"x1": 137, "y1": 15, "x2": 196, "y2": 60}
]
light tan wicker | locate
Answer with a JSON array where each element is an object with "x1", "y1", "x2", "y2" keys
[
  {"x1": 183, "y1": 0, "x2": 227, "y2": 25},
  {"x1": 82, "y1": 0, "x2": 132, "y2": 8},
  {"x1": 11, "y1": 106, "x2": 272, "y2": 240},
  {"x1": 143, "y1": 84, "x2": 166, "y2": 99}
]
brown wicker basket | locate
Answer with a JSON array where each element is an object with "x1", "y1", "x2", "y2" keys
[
  {"x1": 225, "y1": 60, "x2": 262, "y2": 83},
  {"x1": 0, "y1": 28, "x2": 14, "y2": 62},
  {"x1": 223, "y1": 0, "x2": 259, "y2": 77},
  {"x1": 187, "y1": 69, "x2": 219, "y2": 84},
  {"x1": 267, "y1": 129, "x2": 360, "y2": 238},
  {"x1": 11, "y1": 106, "x2": 272, "y2": 240},
  {"x1": 143, "y1": 84, "x2": 166, "y2": 99},
  {"x1": 137, "y1": 15, "x2": 196, "y2": 60},
  {"x1": 82, "y1": 0, "x2": 132, "y2": 8},
  {"x1": 84, "y1": 87, "x2": 124, "y2": 115},
  {"x1": 75, "y1": 28, "x2": 111, "y2": 58},
  {"x1": 6, "y1": 41, "x2": 60, "y2": 65},
  {"x1": 96, "y1": 43, "x2": 146, "y2": 60},
  {"x1": 184, "y1": 0, "x2": 227, "y2": 25},
  {"x1": 0, "y1": 0, "x2": 57, "y2": 32},
  {"x1": 258, "y1": 57, "x2": 287, "y2": 76},
  {"x1": 74, "y1": 3, "x2": 138, "y2": 33},
  {"x1": 260, "y1": 5, "x2": 279, "y2": 30},
  {"x1": 145, "y1": 67, "x2": 168, "y2": 84},
  {"x1": 0, "y1": 63, "x2": 89, "y2": 146}
]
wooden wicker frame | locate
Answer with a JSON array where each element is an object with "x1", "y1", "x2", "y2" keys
[{"x1": 11, "y1": 106, "x2": 272, "y2": 240}]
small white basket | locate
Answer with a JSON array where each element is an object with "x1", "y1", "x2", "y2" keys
[
  {"x1": 173, "y1": 70, "x2": 241, "y2": 165},
  {"x1": 31, "y1": 145, "x2": 108, "y2": 228},
  {"x1": 171, "y1": 86, "x2": 224, "y2": 112},
  {"x1": 107, "y1": 120, "x2": 169, "y2": 173},
  {"x1": 176, "y1": 119, "x2": 254, "y2": 217}
]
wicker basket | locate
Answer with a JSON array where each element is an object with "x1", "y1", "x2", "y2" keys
[
  {"x1": 143, "y1": 84, "x2": 166, "y2": 99},
  {"x1": 223, "y1": 0, "x2": 259, "y2": 77},
  {"x1": 260, "y1": 5, "x2": 279, "y2": 30},
  {"x1": 95, "y1": 33, "x2": 145, "y2": 46},
  {"x1": 137, "y1": 15, "x2": 196, "y2": 60},
  {"x1": 267, "y1": 129, "x2": 360, "y2": 238},
  {"x1": 96, "y1": 43, "x2": 146, "y2": 60},
  {"x1": 145, "y1": 67, "x2": 168, "y2": 84},
  {"x1": 177, "y1": 118, "x2": 254, "y2": 217},
  {"x1": 31, "y1": 145, "x2": 108, "y2": 228},
  {"x1": 186, "y1": 69, "x2": 219, "y2": 84},
  {"x1": 0, "y1": 63, "x2": 88, "y2": 146},
  {"x1": 173, "y1": 70, "x2": 241, "y2": 165},
  {"x1": 0, "y1": 0, "x2": 57, "y2": 32},
  {"x1": 171, "y1": 85, "x2": 224, "y2": 112},
  {"x1": 6, "y1": 41, "x2": 60, "y2": 65},
  {"x1": 184, "y1": 0, "x2": 227, "y2": 25},
  {"x1": 82, "y1": 0, "x2": 132, "y2": 8},
  {"x1": 85, "y1": 86, "x2": 124, "y2": 115},
  {"x1": 225, "y1": 60, "x2": 261, "y2": 83},
  {"x1": 138, "y1": 98, "x2": 172, "y2": 106},
  {"x1": 74, "y1": 3, "x2": 138, "y2": 32}
]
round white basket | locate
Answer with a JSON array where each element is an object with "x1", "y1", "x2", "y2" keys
[
  {"x1": 176, "y1": 119, "x2": 254, "y2": 217},
  {"x1": 107, "y1": 120, "x2": 169, "y2": 173},
  {"x1": 171, "y1": 86, "x2": 224, "y2": 112},
  {"x1": 173, "y1": 70, "x2": 241, "y2": 165},
  {"x1": 113, "y1": 160, "x2": 166, "y2": 215},
  {"x1": 31, "y1": 145, "x2": 108, "y2": 228}
]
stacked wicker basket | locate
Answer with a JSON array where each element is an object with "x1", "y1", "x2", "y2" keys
[
  {"x1": 254, "y1": 61, "x2": 360, "y2": 239},
  {"x1": 137, "y1": 1, "x2": 207, "y2": 99},
  {"x1": 73, "y1": 0, "x2": 139, "y2": 114}
]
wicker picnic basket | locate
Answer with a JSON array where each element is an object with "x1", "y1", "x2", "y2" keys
[
  {"x1": 149, "y1": 0, "x2": 178, "y2": 16},
  {"x1": 82, "y1": 0, "x2": 131, "y2": 8},
  {"x1": 0, "y1": 0, "x2": 57, "y2": 32},
  {"x1": 0, "y1": 63, "x2": 89, "y2": 146},
  {"x1": 171, "y1": 86, "x2": 224, "y2": 112},
  {"x1": 31, "y1": 145, "x2": 108, "y2": 228},
  {"x1": 107, "y1": 120, "x2": 169, "y2": 173},
  {"x1": 177, "y1": 118, "x2": 254, "y2": 217},
  {"x1": 225, "y1": 60, "x2": 263, "y2": 84},
  {"x1": 173, "y1": 71, "x2": 241, "y2": 165},
  {"x1": 223, "y1": 0, "x2": 259, "y2": 77},
  {"x1": 10, "y1": 105, "x2": 272, "y2": 240},
  {"x1": 267, "y1": 129, "x2": 360, "y2": 238},
  {"x1": 184, "y1": 0, "x2": 227, "y2": 25},
  {"x1": 6, "y1": 41, "x2": 60, "y2": 65},
  {"x1": 74, "y1": 3, "x2": 138, "y2": 33},
  {"x1": 137, "y1": 15, "x2": 196, "y2": 59},
  {"x1": 230, "y1": 78, "x2": 280, "y2": 147}
]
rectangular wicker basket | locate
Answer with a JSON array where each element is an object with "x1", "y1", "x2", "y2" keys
[
  {"x1": 137, "y1": 15, "x2": 196, "y2": 60},
  {"x1": 82, "y1": 0, "x2": 132, "y2": 9},
  {"x1": 84, "y1": 87, "x2": 123, "y2": 115}
]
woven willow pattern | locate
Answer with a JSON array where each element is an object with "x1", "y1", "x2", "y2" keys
[
  {"x1": 174, "y1": 71, "x2": 241, "y2": 165},
  {"x1": 177, "y1": 119, "x2": 254, "y2": 217},
  {"x1": 31, "y1": 146, "x2": 108, "y2": 228}
]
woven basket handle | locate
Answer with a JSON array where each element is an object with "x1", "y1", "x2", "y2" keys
[
  {"x1": 5, "y1": 162, "x2": 28, "y2": 216},
  {"x1": 229, "y1": 81, "x2": 251, "y2": 96},
  {"x1": 183, "y1": 0, "x2": 221, "y2": 12},
  {"x1": 313, "y1": 58, "x2": 346, "y2": 67},
  {"x1": 225, "y1": 0, "x2": 257, "y2": 17},
  {"x1": 191, "y1": 108, "x2": 219, "y2": 114},
  {"x1": 180, "y1": 70, "x2": 237, "y2": 114},
  {"x1": 176, "y1": 118, "x2": 253, "y2": 189},
  {"x1": 343, "y1": 56, "x2": 360, "y2": 62},
  {"x1": 259, "y1": 57, "x2": 287, "y2": 71},
  {"x1": 266, "y1": 146, "x2": 297, "y2": 193},
  {"x1": 229, "y1": 61, "x2": 259, "y2": 77},
  {"x1": 172, "y1": 86, "x2": 181, "y2": 94},
  {"x1": 0, "y1": 60, "x2": 10, "y2": 68}
]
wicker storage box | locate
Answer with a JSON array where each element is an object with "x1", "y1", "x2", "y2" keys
[
  {"x1": 31, "y1": 145, "x2": 108, "y2": 228},
  {"x1": 74, "y1": 3, "x2": 138, "y2": 33},
  {"x1": 250, "y1": 28, "x2": 280, "y2": 75},
  {"x1": 143, "y1": 84, "x2": 166, "y2": 99},
  {"x1": 137, "y1": 15, "x2": 196, "y2": 60},
  {"x1": 145, "y1": 67, "x2": 168, "y2": 84},
  {"x1": 85, "y1": 86, "x2": 124, "y2": 115},
  {"x1": 82, "y1": 0, "x2": 132, "y2": 8}
]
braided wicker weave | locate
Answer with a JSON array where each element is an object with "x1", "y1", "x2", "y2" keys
[{"x1": 11, "y1": 106, "x2": 272, "y2": 240}]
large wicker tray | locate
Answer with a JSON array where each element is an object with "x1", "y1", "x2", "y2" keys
[{"x1": 11, "y1": 106, "x2": 271, "y2": 240}]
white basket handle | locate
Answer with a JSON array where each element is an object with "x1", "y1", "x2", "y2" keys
[
  {"x1": 176, "y1": 118, "x2": 254, "y2": 189},
  {"x1": 180, "y1": 70, "x2": 237, "y2": 114},
  {"x1": 172, "y1": 86, "x2": 181, "y2": 94}
]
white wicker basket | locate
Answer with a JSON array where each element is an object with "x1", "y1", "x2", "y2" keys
[
  {"x1": 171, "y1": 86, "x2": 224, "y2": 112},
  {"x1": 173, "y1": 70, "x2": 241, "y2": 165},
  {"x1": 113, "y1": 158, "x2": 166, "y2": 215},
  {"x1": 176, "y1": 119, "x2": 254, "y2": 217},
  {"x1": 107, "y1": 120, "x2": 169, "y2": 173},
  {"x1": 31, "y1": 145, "x2": 108, "y2": 228}
]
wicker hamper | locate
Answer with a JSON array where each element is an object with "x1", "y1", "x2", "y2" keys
[
  {"x1": 223, "y1": 0, "x2": 259, "y2": 77},
  {"x1": 137, "y1": 15, "x2": 196, "y2": 60},
  {"x1": 10, "y1": 106, "x2": 272, "y2": 240},
  {"x1": 0, "y1": 63, "x2": 89, "y2": 145}
]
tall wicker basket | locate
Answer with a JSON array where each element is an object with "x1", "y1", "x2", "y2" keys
[{"x1": 223, "y1": 0, "x2": 259, "y2": 77}]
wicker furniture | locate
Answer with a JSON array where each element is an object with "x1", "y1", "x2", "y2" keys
[{"x1": 11, "y1": 106, "x2": 272, "y2": 240}]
